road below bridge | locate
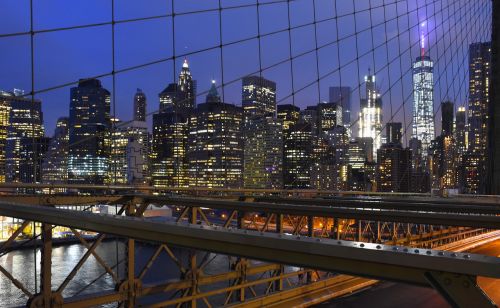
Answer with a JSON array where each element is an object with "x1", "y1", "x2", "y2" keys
[{"x1": 315, "y1": 239, "x2": 500, "y2": 308}]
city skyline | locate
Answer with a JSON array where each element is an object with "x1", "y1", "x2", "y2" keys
[{"x1": 0, "y1": 1, "x2": 486, "y2": 139}]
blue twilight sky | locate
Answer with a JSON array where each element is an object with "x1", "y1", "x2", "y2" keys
[{"x1": 0, "y1": 0, "x2": 491, "y2": 145}]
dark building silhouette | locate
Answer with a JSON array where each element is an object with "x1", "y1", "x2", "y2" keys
[
  {"x1": 329, "y1": 86, "x2": 351, "y2": 128},
  {"x1": 386, "y1": 122, "x2": 403, "y2": 145},
  {"x1": 42, "y1": 117, "x2": 69, "y2": 186},
  {"x1": 441, "y1": 101, "x2": 454, "y2": 136},
  {"x1": 376, "y1": 144, "x2": 411, "y2": 192},
  {"x1": 178, "y1": 59, "x2": 196, "y2": 110},
  {"x1": 19, "y1": 136, "x2": 50, "y2": 184},
  {"x1": 68, "y1": 78, "x2": 111, "y2": 184},
  {"x1": 133, "y1": 88, "x2": 147, "y2": 121}
]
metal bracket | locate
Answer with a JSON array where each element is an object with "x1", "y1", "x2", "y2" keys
[
  {"x1": 424, "y1": 271, "x2": 497, "y2": 308},
  {"x1": 27, "y1": 293, "x2": 63, "y2": 308}
]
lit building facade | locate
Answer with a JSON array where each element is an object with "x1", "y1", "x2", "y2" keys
[
  {"x1": 0, "y1": 92, "x2": 11, "y2": 183},
  {"x1": 243, "y1": 116, "x2": 283, "y2": 189},
  {"x1": 68, "y1": 79, "x2": 111, "y2": 185},
  {"x1": 464, "y1": 42, "x2": 491, "y2": 194},
  {"x1": 358, "y1": 73, "x2": 382, "y2": 160},
  {"x1": 152, "y1": 112, "x2": 189, "y2": 187},
  {"x1": 283, "y1": 122, "x2": 312, "y2": 189},
  {"x1": 4, "y1": 91, "x2": 45, "y2": 183},
  {"x1": 377, "y1": 122, "x2": 412, "y2": 192},
  {"x1": 310, "y1": 136, "x2": 336, "y2": 190},
  {"x1": 107, "y1": 118, "x2": 129, "y2": 184},
  {"x1": 318, "y1": 102, "x2": 342, "y2": 135},
  {"x1": 277, "y1": 104, "x2": 300, "y2": 133},
  {"x1": 376, "y1": 145, "x2": 411, "y2": 192},
  {"x1": 412, "y1": 54, "x2": 435, "y2": 157},
  {"x1": 242, "y1": 76, "x2": 276, "y2": 125},
  {"x1": 188, "y1": 81, "x2": 243, "y2": 188}
]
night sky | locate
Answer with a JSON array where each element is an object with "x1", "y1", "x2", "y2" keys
[{"x1": 0, "y1": 0, "x2": 491, "y2": 145}]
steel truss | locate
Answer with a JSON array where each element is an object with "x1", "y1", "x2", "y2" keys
[{"x1": 0, "y1": 193, "x2": 498, "y2": 307}]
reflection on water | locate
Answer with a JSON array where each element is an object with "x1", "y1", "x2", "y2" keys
[{"x1": 0, "y1": 241, "x2": 247, "y2": 307}]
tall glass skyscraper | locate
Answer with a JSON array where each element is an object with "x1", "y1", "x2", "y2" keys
[
  {"x1": 358, "y1": 72, "x2": 382, "y2": 160},
  {"x1": 68, "y1": 78, "x2": 111, "y2": 184},
  {"x1": 412, "y1": 26, "x2": 435, "y2": 157}
]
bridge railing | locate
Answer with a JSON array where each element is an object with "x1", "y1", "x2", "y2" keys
[{"x1": 0, "y1": 187, "x2": 499, "y2": 307}]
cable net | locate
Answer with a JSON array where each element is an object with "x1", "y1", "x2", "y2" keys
[{"x1": 0, "y1": 0, "x2": 493, "y2": 193}]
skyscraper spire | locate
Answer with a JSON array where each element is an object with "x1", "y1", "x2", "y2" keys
[
  {"x1": 206, "y1": 79, "x2": 221, "y2": 103},
  {"x1": 420, "y1": 21, "x2": 426, "y2": 57}
]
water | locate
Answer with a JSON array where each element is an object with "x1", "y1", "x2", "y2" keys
[{"x1": 0, "y1": 241, "x2": 267, "y2": 307}]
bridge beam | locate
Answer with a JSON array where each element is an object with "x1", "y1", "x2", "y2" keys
[{"x1": 425, "y1": 271, "x2": 496, "y2": 308}]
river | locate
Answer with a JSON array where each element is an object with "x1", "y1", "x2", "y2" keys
[{"x1": 0, "y1": 240, "x2": 245, "y2": 307}]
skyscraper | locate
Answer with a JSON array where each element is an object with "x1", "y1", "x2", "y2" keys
[
  {"x1": 455, "y1": 106, "x2": 467, "y2": 155},
  {"x1": 464, "y1": 42, "x2": 491, "y2": 194},
  {"x1": 152, "y1": 112, "x2": 189, "y2": 187},
  {"x1": 152, "y1": 59, "x2": 197, "y2": 187},
  {"x1": 133, "y1": 88, "x2": 147, "y2": 121},
  {"x1": 310, "y1": 136, "x2": 336, "y2": 190},
  {"x1": 376, "y1": 144, "x2": 411, "y2": 193},
  {"x1": 178, "y1": 59, "x2": 196, "y2": 110},
  {"x1": 188, "y1": 81, "x2": 243, "y2": 188},
  {"x1": 242, "y1": 76, "x2": 276, "y2": 125},
  {"x1": 42, "y1": 117, "x2": 69, "y2": 186},
  {"x1": 0, "y1": 92, "x2": 12, "y2": 183},
  {"x1": 4, "y1": 90, "x2": 45, "y2": 183},
  {"x1": 283, "y1": 122, "x2": 312, "y2": 189},
  {"x1": 412, "y1": 24, "x2": 435, "y2": 157},
  {"x1": 358, "y1": 72, "x2": 382, "y2": 160},
  {"x1": 243, "y1": 116, "x2": 283, "y2": 189},
  {"x1": 329, "y1": 86, "x2": 351, "y2": 130},
  {"x1": 68, "y1": 78, "x2": 111, "y2": 185},
  {"x1": 107, "y1": 118, "x2": 129, "y2": 184},
  {"x1": 441, "y1": 101, "x2": 454, "y2": 136},
  {"x1": 468, "y1": 42, "x2": 491, "y2": 155}
]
